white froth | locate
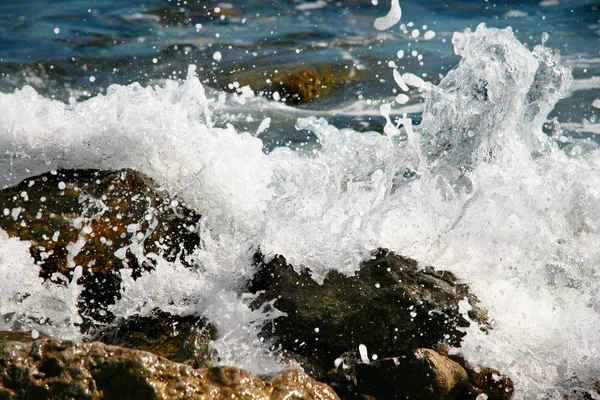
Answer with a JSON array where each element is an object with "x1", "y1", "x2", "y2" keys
[{"x1": 0, "y1": 231, "x2": 82, "y2": 339}]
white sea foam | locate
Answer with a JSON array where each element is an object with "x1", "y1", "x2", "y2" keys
[
  {"x1": 0, "y1": 230, "x2": 82, "y2": 339},
  {"x1": 0, "y1": 23, "x2": 599, "y2": 398}
]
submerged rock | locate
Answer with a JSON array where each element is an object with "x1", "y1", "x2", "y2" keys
[
  {"x1": 92, "y1": 309, "x2": 217, "y2": 369},
  {"x1": 248, "y1": 248, "x2": 489, "y2": 378},
  {"x1": 0, "y1": 335, "x2": 340, "y2": 399},
  {"x1": 0, "y1": 169, "x2": 201, "y2": 331},
  {"x1": 218, "y1": 63, "x2": 362, "y2": 105}
]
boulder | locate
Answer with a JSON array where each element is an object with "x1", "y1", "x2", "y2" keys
[
  {"x1": 0, "y1": 169, "x2": 201, "y2": 331},
  {"x1": 0, "y1": 335, "x2": 340, "y2": 400},
  {"x1": 248, "y1": 248, "x2": 489, "y2": 378},
  {"x1": 443, "y1": 351, "x2": 514, "y2": 399},
  {"x1": 324, "y1": 348, "x2": 514, "y2": 400},
  {"x1": 91, "y1": 309, "x2": 217, "y2": 369},
  {"x1": 324, "y1": 348, "x2": 469, "y2": 400}
]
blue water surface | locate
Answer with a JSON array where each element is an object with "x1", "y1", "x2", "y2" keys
[{"x1": 0, "y1": 0, "x2": 598, "y2": 146}]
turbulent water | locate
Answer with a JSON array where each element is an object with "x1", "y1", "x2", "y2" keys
[{"x1": 1, "y1": 1, "x2": 600, "y2": 398}]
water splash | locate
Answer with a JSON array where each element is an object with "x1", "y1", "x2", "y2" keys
[{"x1": 0, "y1": 22, "x2": 599, "y2": 397}]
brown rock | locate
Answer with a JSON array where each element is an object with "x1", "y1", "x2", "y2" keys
[
  {"x1": 415, "y1": 348, "x2": 470, "y2": 399},
  {"x1": 0, "y1": 335, "x2": 340, "y2": 400},
  {"x1": 92, "y1": 309, "x2": 217, "y2": 369},
  {"x1": 462, "y1": 366, "x2": 515, "y2": 400},
  {"x1": 220, "y1": 63, "x2": 362, "y2": 105},
  {"x1": 0, "y1": 330, "x2": 49, "y2": 342},
  {"x1": 324, "y1": 348, "x2": 469, "y2": 400},
  {"x1": 0, "y1": 169, "x2": 201, "y2": 331},
  {"x1": 445, "y1": 352, "x2": 514, "y2": 399}
]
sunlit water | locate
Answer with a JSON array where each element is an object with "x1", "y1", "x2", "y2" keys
[{"x1": 1, "y1": 1, "x2": 600, "y2": 398}]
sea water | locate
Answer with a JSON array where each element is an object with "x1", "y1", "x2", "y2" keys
[{"x1": 1, "y1": 1, "x2": 600, "y2": 398}]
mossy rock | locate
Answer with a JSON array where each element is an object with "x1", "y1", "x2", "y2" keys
[
  {"x1": 218, "y1": 62, "x2": 363, "y2": 105},
  {"x1": 0, "y1": 169, "x2": 201, "y2": 332}
]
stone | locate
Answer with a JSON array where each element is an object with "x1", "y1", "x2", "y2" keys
[
  {"x1": 0, "y1": 331, "x2": 49, "y2": 342},
  {"x1": 219, "y1": 63, "x2": 362, "y2": 105},
  {"x1": 461, "y1": 366, "x2": 515, "y2": 400},
  {"x1": 0, "y1": 169, "x2": 201, "y2": 332},
  {"x1": 91, "y1": 308, "x2": 217, "y2": 369},
  {"x1": 0, "y1": 335, "x2": 340, "y2": 400},
  {"x1": 324, "y1": 348, "x2": 469, "y2": 400},
  {"x1": 248, "y1": 248, "x2": 489, "y2": 378}
]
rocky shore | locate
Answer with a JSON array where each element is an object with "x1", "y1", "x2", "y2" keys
[{"x1": 0, "y1": 169, "x2": 515, "y2": 399}]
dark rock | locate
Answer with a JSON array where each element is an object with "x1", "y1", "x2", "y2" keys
[
  {"x1": 248, "y1": 248, "x2": 489, "y2": 378},
  {"x1": 324, "y1": 348, "x2": 515, "y2": 400},
  {"x1": 91, "y1": 309, "x2": 217, "y2": 369},
  {"x1": 0, "y1": 334, "x2": 340, "y2": 399},
  {"x1": 147, "y1": 2, "x2": 242, "y2": 28},
  {"x1": 324, "y1": 348, "x2": 469, "y2": 400},
  {"x1": 0, "y1": 169, "x2": 201, "y2": 332}
]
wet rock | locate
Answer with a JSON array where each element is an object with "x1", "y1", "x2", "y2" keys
[
  {"x1": 91, "y1": 308, "x2": 217, "y2": 369},
  {"x1": 248, "y1": 248, "x2": 489, "y2": 378},
  {"x1": 461, "y1": 366, "x2": 515, "y2": 400},
  {"x1": 0, "y1": 330, "x2": 49, "y2": 342},
  {"x1": 146, "y1": 2, "x2": 242, "y2": 28},
  {"x1": 0, "y1": 335, "x2": 340, "y2": 399},
  {"x1": 324, "y1": 348, "x2": 469, "y2": 400},
  {"x1": 434, "y1": 348, "x2": 514, "y2": 400},
  {"x1": 0, "y1": 169, "x2": 201, "y2": 331},
  {"x1": 219, "y1": 63, "x2": 362, "y2": 105}
]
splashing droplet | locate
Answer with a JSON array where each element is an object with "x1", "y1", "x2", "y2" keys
[{"x1": 374, "y1": 0, "x2": 402, "y2": 31}]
